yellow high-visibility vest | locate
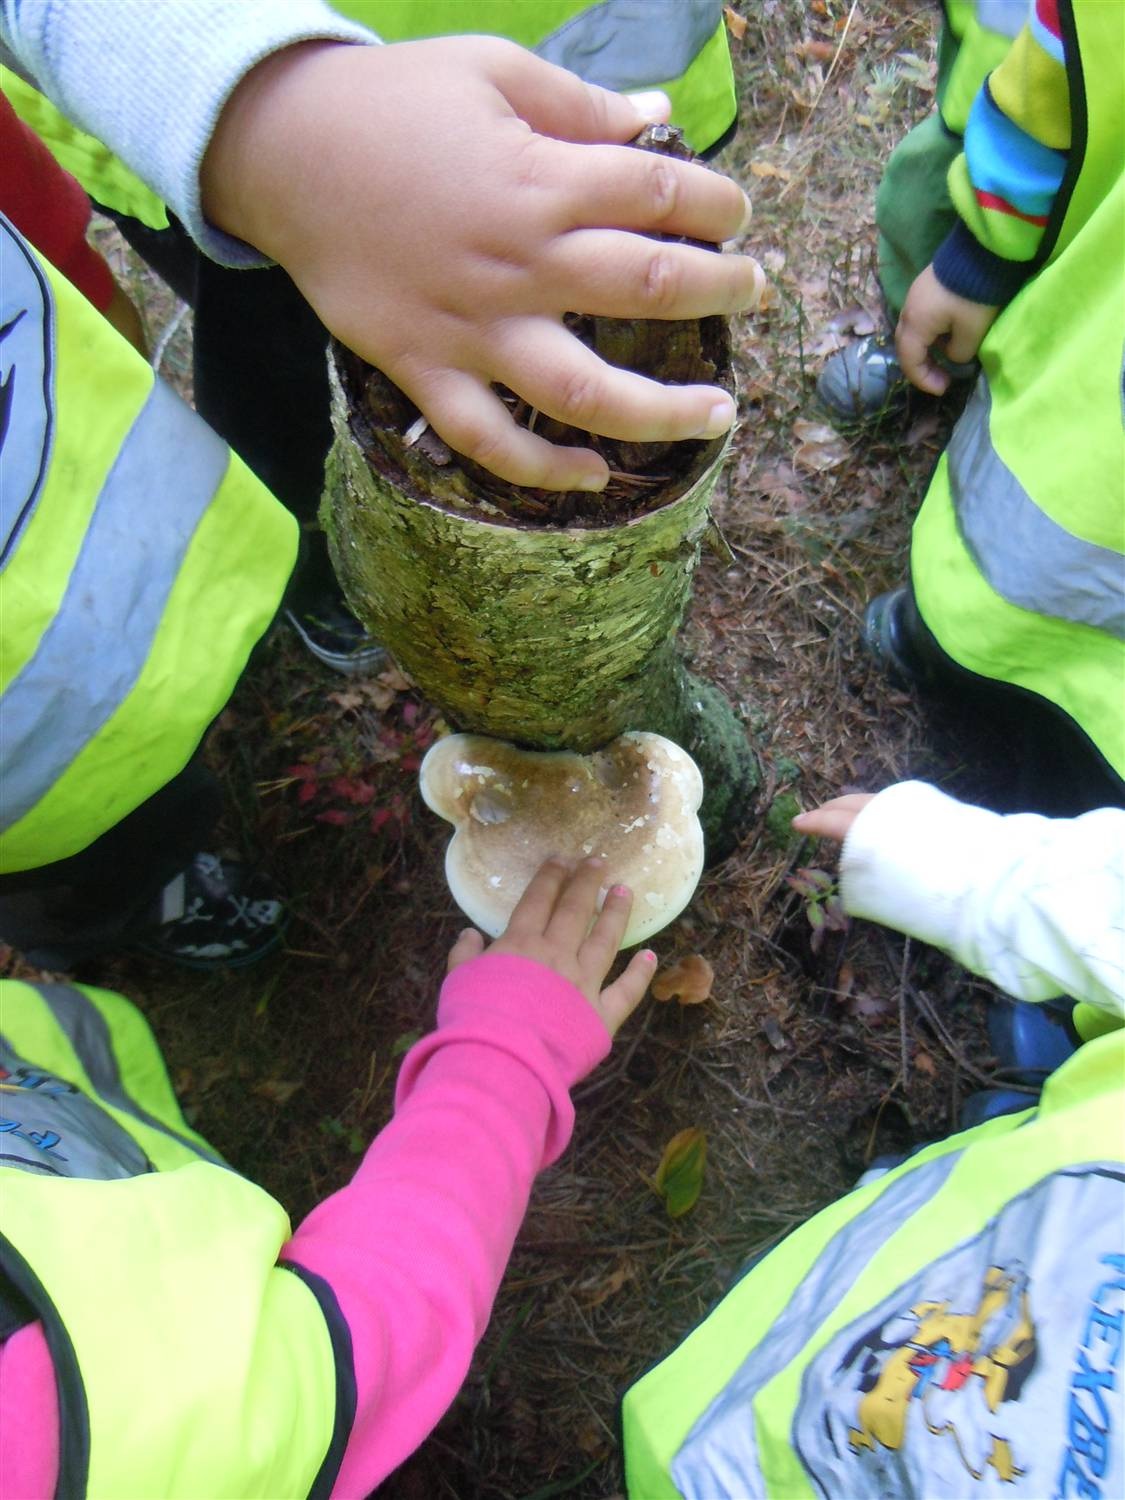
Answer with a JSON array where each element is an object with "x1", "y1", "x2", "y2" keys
[
  {"x1": 0, "y1": 214, "x2": 297, "y2": 872},
  {"x1": 0, "y1": 977, "x2": 348, "y2": 1497},
  {"x1": 912, "y1": 0, "x2": 1125, "y2": 779}
]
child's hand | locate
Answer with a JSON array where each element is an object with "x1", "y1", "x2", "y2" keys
[
  {"x1": 792, "y1": 793, "x2": 875, "y2": 844},
  {"x1": 895, "y1": 265, "x2": 998, "y2": 395},
  {"x1": 445, "y1": 857, "x2": 656, "y2": 1035},
  {"x1": 201, "y1": 36, "x2": 763, "y2": 493}
]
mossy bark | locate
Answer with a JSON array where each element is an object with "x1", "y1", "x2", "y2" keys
[{"x1": 323, "y1": 358, "x2": 759, "y2": 858}]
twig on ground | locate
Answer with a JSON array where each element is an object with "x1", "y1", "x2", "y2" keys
[
  {"x1": 651, "y1": 1041, "x2": 806, "y2": 1118},
  {"x1": 904, "y1": 975, "x2": 996, "y2": 1089}
]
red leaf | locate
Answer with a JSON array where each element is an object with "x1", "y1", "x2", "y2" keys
[
  {"x1": 330, "y1": 775, "x2": 378, "y2": 806},
  {"x1": 400, "y1": 753, "x2": 421, "y2": 774},
  {"x1": 316, "y1": 808, "x2": 352, "y2": 826},
  {"x1": 297, "y1": 780, "x2": 319, "y2": 806},
  {"x1": 401, "y1": 701, "x2": 419, "y2": 727},
  {"x1": 369, "y1": 807, "x2": 393, "y2": 834}
]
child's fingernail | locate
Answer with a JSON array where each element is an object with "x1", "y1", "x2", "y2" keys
[
  {"x1": 641, "y1": 949, "x2": 658, "y2": 963},
  {"x1": 627, "y1": 89, "x2": 671, "y2": 123},
  {"x1": 610, "y1": 883, "x2": 630, "y2": 898},
  {"x1": 694, "y1": 397, "x2": 735, "y2": 439},
  {"x1": 738, "y1": 192, "x2": 753, "y2": 235}
]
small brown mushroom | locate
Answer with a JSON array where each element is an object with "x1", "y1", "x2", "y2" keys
[
  {"x1": 651, "y1": 954, "x2": 715, "y2": 1005},
  {"x1": 419, "y1": 730, "x2": 704, "y2": 947}
]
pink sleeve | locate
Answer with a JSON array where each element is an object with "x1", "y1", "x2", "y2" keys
[
  {"x1": 0, "y1": 1323, "x2": 59, "y2": 1499},
  {"x1": 279, "y1": 951, "x2": 611, "y2": 1498}
]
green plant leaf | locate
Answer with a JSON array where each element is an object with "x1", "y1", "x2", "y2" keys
[
  {"x1": 652, "y1": 1127, "x2": 707, "y2": 1219},
  {"x1": 391, "y1": 1029, "x2": 422, "y2": 1058}
]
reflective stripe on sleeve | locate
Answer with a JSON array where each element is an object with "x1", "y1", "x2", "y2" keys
[
  {"x1": 0, "y1": 380, "x2": 228, "y2": 832},
  {"x1": 949, "y1": 377, "x2": 1125, "y2": 639},
  {"x1": 536, "y1": 0, "x2": 719, "y2": 90}
]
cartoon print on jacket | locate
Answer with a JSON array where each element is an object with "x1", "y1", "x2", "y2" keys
[
  {"x1": 840, "y1": 1263, "x2": 1037, "y2": 1482},
  {"x1": 669, "y1": 1164, "x2": 1124, "y2": 1500}
]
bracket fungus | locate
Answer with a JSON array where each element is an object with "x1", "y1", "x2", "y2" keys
[{"x1": 420, "y1": 731, "x2": 705, "y2": 947}]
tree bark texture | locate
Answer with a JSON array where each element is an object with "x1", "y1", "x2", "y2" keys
[{"x1": 323, "y1": 357, "x2": 760, "y2": 857}]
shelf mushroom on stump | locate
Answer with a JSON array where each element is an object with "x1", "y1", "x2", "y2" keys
[
  {"x1": 420, "y1": 731, "x2": 705, "y2": 947},
  {"x1": 322, "y1": 126, "x2": 763, "y2": 861}
]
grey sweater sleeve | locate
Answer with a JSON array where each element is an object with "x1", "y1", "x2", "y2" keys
[{"x1": 0, "y1": 0, "x2": 379, "y2": 265}]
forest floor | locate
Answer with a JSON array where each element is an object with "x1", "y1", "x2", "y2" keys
[{"x1": 14, "y1": 3, "x2": 1030, "y2": 1497}]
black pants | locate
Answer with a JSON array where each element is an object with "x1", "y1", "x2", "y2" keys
[
  {"x1": 902, "y1": 584, "x2": 1125, "y2": 818},
  {"x1": 0, "y1": 759, "x2": 223, "y2": 969}
]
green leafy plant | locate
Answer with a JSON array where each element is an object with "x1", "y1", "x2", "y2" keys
[
  {"x1": 785, "y1": 867, "x2": 849, "y2": 954},
  {"x1": 649, "y1": 1127, "x2": 707, "y2": 1219}
]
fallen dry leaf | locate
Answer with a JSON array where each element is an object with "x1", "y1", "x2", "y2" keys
[
  {"x1": 848, "y1": 990, "x2": 893, "y2": 1020},
  {"x1": 793, "y1": 418, "x2": 843, "y2": 445},
  {"x1": 652, "y1": 954, "x2": 715, "y2": 1004},
  {"x1": 809, "y1": 329, "x2": 848, "y2": 359},
  {"x1": 792, "y1": 419, "x2": 851, "y2": 473},
  {"x1": 723, "y1": 5, "x2": 748, "y2": 41},
  {"x1": 757, "y1": 281, "x2": 782, "y2": 314},
  {"x1": 795, "y1": 38, "x2": 836, "y2": 62},
  {"x1": 750, "y1": 160, "x2": 792, "y2": 181},
  {"x1": 826, "y1": 305, "x2": 878, "y2": 338},
  {"x1": 905, "y1": 409, "x2": 943, "y2": 447},
  {"x1": 578, "y1": 1258, "x2": 635, "y2": 1309},
  {"x1": 252, "y1": 1078, "x2": 302, "y2": 1107},
  {"x1": 379, "y1": 665, "x2": 413, "y2": 693}
]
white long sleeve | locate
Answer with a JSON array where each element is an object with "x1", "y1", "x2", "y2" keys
[
  {"x1": 838, "y1": 781, "x2": 1125, "y2": 1014},
  {"x1": 0, "y1": 0, "x2": 377, "y2": 263}
]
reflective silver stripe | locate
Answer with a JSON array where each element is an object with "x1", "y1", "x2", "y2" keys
[
  {"x1": 0, "y1": 378, "x2": 228, "y2": 832},
  {"x1": 949, "y1": 378, "x2": 1125, "y2": 640},
  {"x1": 536, "y1": 0, "x2": 719, "y2": 90},
  {"x1": 671, "y1": 1150, "x2": 964, "y2": 1498},
  {"x1": 0, "y1": 1032, "x2": 152, "y2": 1180},
  {"x1": 34, "y1": 983, "x2": 225, "y2": 1165},
  {"x1": 977, "y1": 0, "x2": 1033, "y2": 39},
  {"x1": 0, "y1": 215, "x2": 54, "y2": 568}
]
